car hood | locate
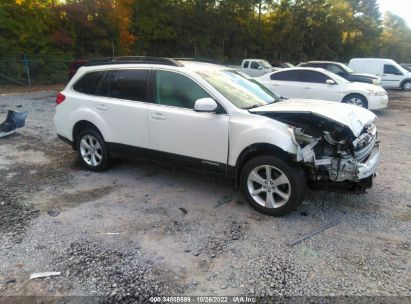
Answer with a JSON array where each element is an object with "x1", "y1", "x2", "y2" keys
[
  {"x1": 342, "y1": 81, "x2": 386, "y2": 93},
  {"x1": 349, "y1": 72, "x2": 379, "y2": 79},
  {"x1": 249, "y1": 99, "x2": 377, "y2": 137}
]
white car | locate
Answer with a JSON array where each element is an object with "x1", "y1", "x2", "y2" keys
[
  {"x1": 239, "y1": 59, "x2": 278, "y2": 77},
  {"x1": 349, "y1": 58, "x2": 411, "y2": 91},
  {"x1": 55, "y1": 57, "x2": 380, "y2": 216},
  {"x1": 256, "y1": 67, "x2": 388, "y2": 110}
]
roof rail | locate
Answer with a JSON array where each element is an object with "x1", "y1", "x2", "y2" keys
[
  {"x1": 173, "y1": 57, "x2": 218, "y2": 64},
  {"x1": 85, "y1": 56, "x2": 184, "y2": 67}
]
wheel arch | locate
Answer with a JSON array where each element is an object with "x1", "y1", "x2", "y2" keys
[
  {"x1": 342, "y1": 93, "x2": 368, "y2": 108},
  {"x1": 232, "y1": 143, "x2": 294, "y2": 185},
  {"x1": 72, "y1": 120, "x2": 104, "y2": 150},
  {"x1": 400, "y1": 78, "x2": 411, "y2": 88}
]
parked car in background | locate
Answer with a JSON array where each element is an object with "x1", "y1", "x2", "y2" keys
[
  {"x1": 68, "y1": 59, "x2": 88, "y2": 80},
  {"x1": 299, "y1": 61, "x2": 380, "y2": 85},
  {"x1": 271, "y1": 61, "x2": 294, "y2": 68},
  {"x1": 240, "y1": 59, "x2": 278, "y2": 77},
  {"x1": 55, "y1": 57, "x2": 381, "y2": 216},
  {"x1": 349, "y1": 58, "x2": 411, "y2": 90},
  {"x1": 400, "y1": 63, "x2": 411, "y2": 72},
  {"x1": 256, "y1": 67, "x2": 388, "y2": 110}
]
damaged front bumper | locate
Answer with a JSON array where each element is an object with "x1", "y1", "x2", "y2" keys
[
  {"x1": 328, "y1": 144, "x2": 380, "y2": 182},
  {"x1": 289, "y1": 125, "x2": 380, "y2": 190}
]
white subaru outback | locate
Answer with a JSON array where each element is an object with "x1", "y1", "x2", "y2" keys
[{"x1": 54, "y1": 57, "x2": 380, "y2": 216}]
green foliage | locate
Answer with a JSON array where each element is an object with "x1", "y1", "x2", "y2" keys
[{"x1": 1, "y1": 0, "x2": 411, "y2": 85}]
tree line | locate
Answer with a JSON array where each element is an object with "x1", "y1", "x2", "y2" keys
[{"x1": 1, "y1": 0, "x2": 411, "y2": 67}]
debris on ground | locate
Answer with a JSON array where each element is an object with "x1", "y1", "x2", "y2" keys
[
  {"x1": 215, "y1": 195, "x2": 233, "y2": 208},
  {"x1": 5, "y1": 279, "x2": 16, "y2": 284},
  {"x1": 47, "y1": 210, "x2": 60, "y2": 217},
  {"x1": 0, "y1": 110, "x2": 28, "y2": 138},
  {"x1": 106, "y1": 232, "x2": 120, "y2": 235},
  {"x1": 30, "y1": 272, "x2": 61, "y2": 280},
  {"x1": 178, "y1": 207, "x2": 187, "y2": 215},
  {"x1": 288, "y1": 217, "x2": 341, "y2": 246}
]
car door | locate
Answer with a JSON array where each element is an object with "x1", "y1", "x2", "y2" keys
[
  {"x1": 147, "y1": 69, "x2": 229, "y2": 169},
  {"x1": 381, "y1": 64, "x2": 404, "y2": 88},
  {"x1": 249, "y1": 61, "x2": 263, "y2": 77},
  {"x1": 93, "y1": 69, "x2": 150, "y2": 148},
  {"x1": 299, "y1": 70, "x2": 340, "y2": 101},
  {"x1": 265, "y1": 70, "x2": 302, "y2": 98}
]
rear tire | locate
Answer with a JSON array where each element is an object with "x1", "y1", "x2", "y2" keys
[
  {"x1": 342, "y1": 94, "x2": 368, "y2": 109},
  {"x1": 75, "y1": 128, "x2": 109, "y2": 172},
  {"x1": 402, "y1": 81, "x2": 411, "y2": 91},
  {"x1": 240, "y1": 155, "x2": 306, "y2": 216}
]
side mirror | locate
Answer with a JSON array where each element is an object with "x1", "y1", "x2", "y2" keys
[
  {"x1": 258, "y1": 66, "x2": 263, "y2": 70},
  {"x1": 194, "y1": 98, "x2": 218, "y2": 113},
  {"x1": 326, "y1": 79, "x2": 336, "y2": 85}
]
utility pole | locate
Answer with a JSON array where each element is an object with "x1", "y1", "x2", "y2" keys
[{"x1": 112, "y1": 40, "x2": 115, "y2": 57}]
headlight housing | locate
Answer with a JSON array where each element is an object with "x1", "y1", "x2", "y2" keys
[{"x1": 367, "y1": 89, "x2": 386, "y2": 96}]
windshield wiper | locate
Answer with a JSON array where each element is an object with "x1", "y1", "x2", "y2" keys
[{"x1": 244, "y1": 99, "x2": 278, "y2": 110}]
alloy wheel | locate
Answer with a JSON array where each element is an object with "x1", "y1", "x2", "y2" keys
[
  {"x1": 347, "y1": 97, "x2": 364, "y2": 107},
  {"x1": 247, "y1": 165, "x2": 291, "y2": 209},
  {"x1": 79, "y1": 134, "x2": 103, "y2": 167},
  {"x1": 403, "y1": 82, "x2": 411, "y2": 91}
]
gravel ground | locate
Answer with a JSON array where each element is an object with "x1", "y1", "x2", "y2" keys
[{"x1": 0, "y1": 89, "x2": 410, "y2": 301}]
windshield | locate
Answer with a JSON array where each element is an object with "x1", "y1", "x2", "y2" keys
[
  {"x1": 259, "y1": 60, "x2": 272, "y2": 69},
  {"x1": 341, "y1": 63, "x2": 354, "y2": 73},
  {"x1": 197, "y1": 69, "x2": 281, "y2": 109},
  {"x1": 328, "y1": 71, "x2": 350, "y2": 84}
]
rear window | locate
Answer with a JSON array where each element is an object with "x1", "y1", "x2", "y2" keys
[
  {"x1": 100, "y1": 69, "x2": 149, "y2": 101},
  {"x1": 243, "y1": 61, "x2": 249, "y2": 68},
  {"x1": 270, "y1": 70, "x2": 300, "y2": 81},
  {"x1": 73, "y1": 71, "x2": 105, "y2": 95}
]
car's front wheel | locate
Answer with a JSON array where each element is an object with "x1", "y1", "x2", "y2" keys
[
  {"x1": 240, "y1": 155, "x2": 306, "y2": 216},
  {"x1": 342, "y1": 94, "x2": 368, "y2": 109},
  {"x1": 402, "y1": 81, "x2": 411, "y2": 91},
  {"x1": 75, "y1": 128, "x2": 109, "y2": 172}
]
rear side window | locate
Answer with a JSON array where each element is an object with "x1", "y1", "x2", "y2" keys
[
  {"x1": 299, "y1": 70, "x2": 330, "y2": 83},
  {"x1": 270, "y1": 70, "x2": 300, "y2": 81},
  {"x1": 100, "y1": 70, "x2": 149, "y2": 101},
  {"x1": 73, "y1": 71, "x2": 105, "y2": 95},
  {"x1": 243, "y1": 61, "x2": 249, "y2": 68},
  {"x1": 154, "y1": 70, "x2": 210, "y2": 109},
  {"x1": 384, "y1": 64, "x2": 402, "y2": 75}
]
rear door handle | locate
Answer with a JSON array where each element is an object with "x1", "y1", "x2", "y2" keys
[
  {"x1": 96, "y1": 104, "x2": 108, "y2": 111},
  {"x1": 150, "y1": 112, "x2": 166, "y2": 120}
]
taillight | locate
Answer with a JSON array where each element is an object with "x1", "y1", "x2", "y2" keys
[{"x1": 56, "y1": 92, "x2": 65, "y2": 105}]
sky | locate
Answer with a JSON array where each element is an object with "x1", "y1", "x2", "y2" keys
[{"x1": 379, "y1": 0, "x2": 411, "y2": 27}]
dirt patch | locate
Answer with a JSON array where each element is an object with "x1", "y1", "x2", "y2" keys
[{"x1": 0, "y1": 84, "x2": 64, "y2": 95}]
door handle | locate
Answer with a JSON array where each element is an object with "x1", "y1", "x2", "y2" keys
[
  {"x1": 303, "y1": 87, "x2": 311, "y2": 89},
  {"x1": 150, "y1": 112, "x2": 166, "y2": 120},
  {"x1": 96, "y1": 104, "x2": 108, "y2": 111}
]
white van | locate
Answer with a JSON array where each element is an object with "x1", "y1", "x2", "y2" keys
[{"x1": 349, "y1": 58, "x2": 411, "y2": 90}]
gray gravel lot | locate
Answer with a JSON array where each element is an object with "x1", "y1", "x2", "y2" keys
[{"x1": 0, "y1": 90, "x2": 410, "y2": 301}]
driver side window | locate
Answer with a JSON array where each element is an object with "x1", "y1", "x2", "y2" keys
[
  {"x1": 154, "y1": 71, "x2": 210, "y2": 109},
  {"x1": 251, "y1": 62, "x2": 261, "y2": 69},
  {"x1": 384, "y1": 65, "x2": 402, "y2": 75}
]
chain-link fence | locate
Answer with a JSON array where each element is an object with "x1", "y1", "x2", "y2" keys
[{"x1": 0, "y1": 56, "x2": 73, "y2": 87}]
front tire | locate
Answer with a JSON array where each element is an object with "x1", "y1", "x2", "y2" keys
[
  {"x1": 75, "y1": 128, "x2": 109, "y2": 172},
  {"x1": 240, "y1": 155, "x2": 306, "y2": 216},
  {"x1": 342, "y1": 94, "x2": 368, "y2": 109},
  {"x1": 402, "y1": 81, "x2": 411, "y2": 91}
]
